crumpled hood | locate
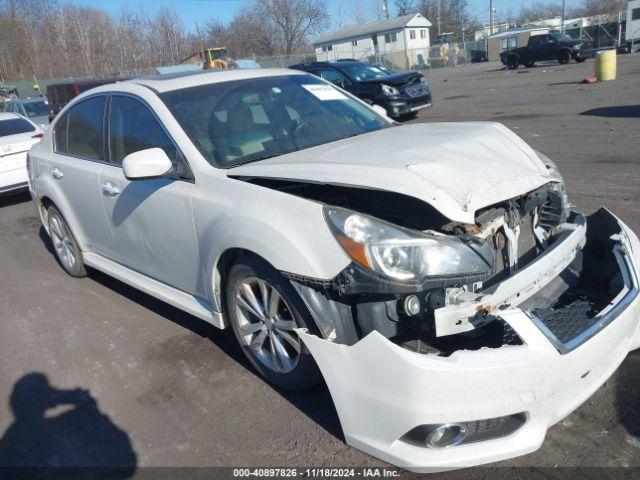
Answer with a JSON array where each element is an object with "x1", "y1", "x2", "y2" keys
[
  {"x1": 228, "y1": 122, "x2": 556, "y2": 224},
  {"x1": 360, "y1": 71, "x2": 423, "y2": 87}
]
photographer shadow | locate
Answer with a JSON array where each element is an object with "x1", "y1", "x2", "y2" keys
[{"x1": 0, "y1": 373, "x2": 136, "y2": 478}]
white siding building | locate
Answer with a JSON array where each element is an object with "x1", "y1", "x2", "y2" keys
[
  {"x1": 313, "y1": 13, "x2": 432, "y2": 70},
  {"x1": 627, "y1": 0, "x2": 640, "y2": 43}
]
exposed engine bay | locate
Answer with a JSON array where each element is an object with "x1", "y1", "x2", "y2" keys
[{"x1": 237, "y1": 176, "x2": 626, "y2": 356}]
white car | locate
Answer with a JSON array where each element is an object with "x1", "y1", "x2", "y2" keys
[
  {"x1": 28, "y1": 69, "x2": 640, "y2": 472},
  {"x1": 0, "y1": 112, "x2": 42, "y2": 194}
]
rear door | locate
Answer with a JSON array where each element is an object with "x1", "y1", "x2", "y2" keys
[
  {"x1": 49, "y1": 95, "x2": 118, "y2": 258},
  {"x1": 99, "y1": 94, "x2": 200, "y2": 294}
]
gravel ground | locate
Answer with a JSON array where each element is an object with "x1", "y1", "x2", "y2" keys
[{"x1": 0, "y1": 55, "x2": 639, "y2": 478}]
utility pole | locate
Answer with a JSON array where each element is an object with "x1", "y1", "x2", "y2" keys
[
  {"x1": 437, "y1": 0, "x2": 441, "y2": 37},
  {"x1": 383, "y1": 0, "x2": 389, "y2": 20},
  {"x1": 489, "y1": 0, "x2": 494, "y2": 36},
  {"x1": 561, "y1": 0, "x2": 566, "y2": 33}
]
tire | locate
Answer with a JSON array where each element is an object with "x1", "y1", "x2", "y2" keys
[
  {"x1": 523, "y1": 60, "x2": 535, "y2": 68},
  {"x1": 506, "y1": 55, "x2": 519, "y2": 70},
  {"x1": 225, "y1": 255, "x2": 322, "y2": 391},
  {"x1": 47, "y1": 205, "x2": 87, "y2": 277},
  {"x1": 558, "y1": 50, "x2": 571, "y2": 65},
  {"x1": 575, "y1": 56, "x2": 586, "y2": 63}
]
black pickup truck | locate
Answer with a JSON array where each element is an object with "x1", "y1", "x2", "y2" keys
[{"x1": 500, "y1": 33, "x2": 593, "y2": 69}]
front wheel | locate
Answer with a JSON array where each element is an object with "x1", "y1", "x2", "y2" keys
[
  {"x1": 225, "y1": 256, "x2": 322, "y2": 391},
  {"x1": 558, "y1": 50, "x2": 571, "y2": 65},
  {"x1": 506, "y1": 55, "x2": 519, "y2": 70}
]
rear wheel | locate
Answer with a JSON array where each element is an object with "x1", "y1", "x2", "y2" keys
[
  {"x1": 225, "y1": 256, "x2": 322, "y2": 391},
  {"x1": 523, "y1": 60, "x2": 535, "y2": 68},
  {"x1": 506, "y1": 55, "x2": 519, "y2": 70},
  {"x1": 558, "y1": 50, "x2": 571, "y2": 65},
  {"x1": 47, "y1": 205, "x2": 86, "y2": 277}
]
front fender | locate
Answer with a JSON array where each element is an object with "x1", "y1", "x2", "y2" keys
[{"x1": 192, "y1": 178, "x2": 351, "y2": 309}]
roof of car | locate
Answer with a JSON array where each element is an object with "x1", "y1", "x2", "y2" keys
[
  {"x1": 130, "y1": 68, "x2": 305, "y2": 93},
  {"x1": 0, "y1": 112, "x2": 21, "y2": 121},
  {"x1": 8, "y1": 97, "x2": 47, "y2": 104},
  {"x1": 47, "y1": 77, "x2": 125, "y2": 88}
]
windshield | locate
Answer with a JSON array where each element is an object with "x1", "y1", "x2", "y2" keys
[
  {"x1": 0, "y1": 118, "x2": 35, "y2": 137},
  {"x1": 23, "y1": 100, "x2": 49, "y2": 118},
  {"x1": 338, "y1": 63, "x2": 394, "y2": 81},
  {"x1": 160, "y1": 75, "x2": 390, "y2": 168}
]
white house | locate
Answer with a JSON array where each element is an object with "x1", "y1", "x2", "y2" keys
[
  {"x1": 627, "y1": 0, "x2": 640, "y2": 43},
  {"x1": 313, "y1": 13, "x2": 432, "y2": 70}
]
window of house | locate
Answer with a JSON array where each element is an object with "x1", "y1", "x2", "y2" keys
[
  {"x1": 55, "y1": 96, "x2": 105, "y2": 160},
  {"x1": 420, "y1": 29, "x2": 427, "y2": 39},
  {"x1": 509, "y1": 36, "x2": 517, "y2": 48},
  {"x1": 108, "y1": 95, "x2": 180, "y2": 168},
  {"x1": 352, "y1": 39, "x2": 358, "y2": 46},
  {"x1": 384, "y1": 32, "x2": 397, "y2": 43},
  {"x1": 410, "y1": 30, "x2": 416, "y2": 40},
  {"x1": 632, "y1": 8, "x2": 640, "y2": 20}
]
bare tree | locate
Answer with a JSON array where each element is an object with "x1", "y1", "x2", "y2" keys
[
  {"x1": 394, "y1": 0, "x2": 417, "y2": 16},
  {"x1": 574, "y1": 0, "x2": 626, "y2": 17}
]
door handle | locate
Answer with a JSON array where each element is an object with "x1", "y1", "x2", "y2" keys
[
  {"x1": 52, "y1": 167, "x2": 63, "y2": 180},
  {"x1": 102, "y1": 182, "x2": 120, "y2": 197}
]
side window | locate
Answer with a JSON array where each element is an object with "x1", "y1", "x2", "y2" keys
[
  {"x1": 53, "y1": 112, "x2": 69, "y2": 152},
  {"x1": 109, "y1": 96, "x2": 188, "y2": 177},
  {"x1": 58, "y1": 96, "x2": 105, "y2": 160},
  {"x1": 319, "y1": 69, "x2": 347, "y2": 84}
]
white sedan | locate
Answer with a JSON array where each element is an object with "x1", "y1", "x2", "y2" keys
[
  {"x1": 27, "y1": 69, "x2": 640, "y2": 472},
  {"x1": 0, "y1": 112, "x2": 42, "y2": 194}
]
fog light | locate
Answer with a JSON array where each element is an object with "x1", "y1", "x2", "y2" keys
[
  {"x1": 393, "y1": 106, "x2": 400, "y2": 114},
  {"x1": 425, "y1": 423, "x2": 467, "y2": 448},
  {"x1": 404, "y1": 295, "x2": 421, "y2": 316}
]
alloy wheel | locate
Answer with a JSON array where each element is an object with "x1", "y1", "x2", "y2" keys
[
  {"x1": 234, "y1": 277, "x2": 302, "y2": 374},
  {"x1": 49, "y1": 214, "x2": 76, "y2": 270}
]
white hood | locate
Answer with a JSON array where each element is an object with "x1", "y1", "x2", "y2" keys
[{"x1": 228, "y1": 122, "x2": 555, "y2": 224}]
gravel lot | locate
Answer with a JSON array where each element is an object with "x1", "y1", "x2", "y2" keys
[{"x1": 0, "y1": 55, "x2": 639, "y2": 478}]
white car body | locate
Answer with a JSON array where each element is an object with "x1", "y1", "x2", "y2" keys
[
  {"x1": 27, "y1": 69, "x2": 640, "y2": 472},
  {"x1": 0, "y1": 112, "x2": 42, "y2": 194}
]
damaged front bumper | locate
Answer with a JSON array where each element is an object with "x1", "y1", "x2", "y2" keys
[{"x1": 297, "y1": 208, "x2": 640, "y2": 472}]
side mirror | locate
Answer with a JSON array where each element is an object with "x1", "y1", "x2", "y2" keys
[{"x1": 122, "y1": 148, "x2": 173, "y2": 180}]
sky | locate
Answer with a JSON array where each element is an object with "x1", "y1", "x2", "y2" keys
[{"x1": 76, "y1": 0, "x2": 583, "y2": 32}]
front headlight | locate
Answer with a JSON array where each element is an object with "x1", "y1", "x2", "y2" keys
[
  {"x1": 324, "y1": 207, "x2": 495, "y2": 283},
  {"x1": 381, "y1": 84, "x2": 400, "y2": 96}
]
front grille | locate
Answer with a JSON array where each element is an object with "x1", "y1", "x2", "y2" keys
[
  {"x1": 405, "y1": 84, "x2": 429, "y2": 98},
  {"x1": 532, "y1": 295, "x2": 601, "y2": 345}
]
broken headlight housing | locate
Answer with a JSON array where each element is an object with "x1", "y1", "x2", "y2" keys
[{"x1": 324, "y1": 206, "x2": 495, "y2": 283}]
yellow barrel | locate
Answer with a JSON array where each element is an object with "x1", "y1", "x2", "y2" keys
[{"x1": 595, "y1": 49, "x2": 617, "y2": 81}]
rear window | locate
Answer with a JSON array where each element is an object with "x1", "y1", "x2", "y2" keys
[{"x1": 0, "y1": 118, "x2": 36, "y2": 137}]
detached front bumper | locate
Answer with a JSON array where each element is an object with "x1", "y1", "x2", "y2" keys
[{"x1": 298, "y1": 209, "x2": 640, "y2": 472}]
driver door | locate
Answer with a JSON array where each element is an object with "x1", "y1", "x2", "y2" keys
[{"x1": 99, "y1": 94, "x2": 200, "y2": 295}]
